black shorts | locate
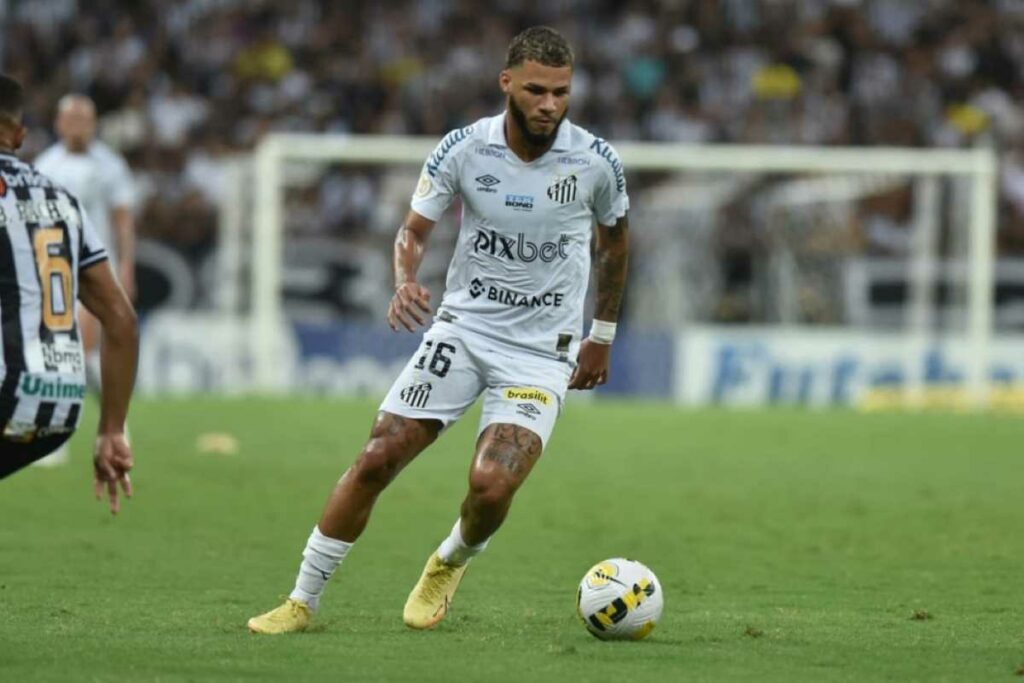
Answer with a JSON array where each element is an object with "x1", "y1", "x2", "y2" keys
[{"x1": 0, "y1": 432, "x2": 73, "y2": 479}]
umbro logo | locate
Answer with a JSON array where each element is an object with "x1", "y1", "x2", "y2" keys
[
  {"x1": 475, "y1": 174, "x2": 501, "y2": 193},
  {"x1": 516, "y1": 403, "x2": 541, "y2": 420}
]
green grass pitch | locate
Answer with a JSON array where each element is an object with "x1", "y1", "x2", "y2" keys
[{"x1": 1, "y1": 397, "x2": 1021, "y2": 681}]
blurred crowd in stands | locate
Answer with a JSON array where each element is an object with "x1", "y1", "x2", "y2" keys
[{"x1": 3, "y1": 0, "x2": 1024, "y2": 320}]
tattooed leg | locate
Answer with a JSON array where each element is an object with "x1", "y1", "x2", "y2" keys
[
  {"x1": 318, "y1": 411, "x2": 441, "y2": 542},
  {"x1": 459, "y1": 423, "x2": 544, "y2": 545}
]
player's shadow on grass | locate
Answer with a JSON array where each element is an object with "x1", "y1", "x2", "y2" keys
[{"x1": 577, "y1": 637, "x2": 685, "y2": 647}]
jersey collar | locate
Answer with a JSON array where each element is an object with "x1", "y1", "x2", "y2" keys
[{"x1": 487, "y1": 112, "x2": 572, "y2": 152}]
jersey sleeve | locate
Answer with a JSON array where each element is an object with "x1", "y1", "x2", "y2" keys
[
  {"x1": 105, "y1": 154, "x2": 135, "y2": 209},
  {"x1": 77, "y1": 205, "x2": 109, "y2": 271},
  {"x1": 591, "y1": 139, "x2": 630, "y2": 226},
  {"x1": 409, "y1": 127, "x2": 471, "y2": 221}
]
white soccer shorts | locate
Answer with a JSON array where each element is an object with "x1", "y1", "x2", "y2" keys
[{"x1": 379, "y1": 321, "x2": 570, "y2": 448}]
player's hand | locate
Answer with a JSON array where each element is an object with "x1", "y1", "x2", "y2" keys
[
  {"x1": 387, "y1": 282, "x2": 432, "y2": 332},
  {"x1": 93, "y1": 432, "x2": 134, "y2": 515},
  {"x1": 569, "y1": 339, "x2": 611, "y2": 390}
]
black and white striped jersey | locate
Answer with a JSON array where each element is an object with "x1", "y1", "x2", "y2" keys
[{"x1": 0, "y1": 152, "x2": 107, "y2": 442}]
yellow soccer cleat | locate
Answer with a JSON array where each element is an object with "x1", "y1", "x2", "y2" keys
[
  {"x1": 247, "y1": 598, "x2": 313, "y2": 634},
  {"x1": 403, "y1": 552, "x2": 468, "y2": 629}
]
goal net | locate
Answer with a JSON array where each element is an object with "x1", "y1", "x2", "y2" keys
[{"x1": 187, "y1": 134, "x2": 1004, "y2": 410}]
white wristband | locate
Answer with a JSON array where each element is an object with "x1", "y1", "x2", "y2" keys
[{"x1": 588, "y1": 319, "x2": 617, "y2": 345}]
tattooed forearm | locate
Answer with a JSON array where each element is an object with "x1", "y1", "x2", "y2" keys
[
  {"x1": 394, "y1": 225, "x2": 423, "y2": 286},
  {"x1": 594, "y1": 215, "x2": 630, "y2": 321},
  {"x1": 394, "y1": 212, "x2": 434, "y2": 287},
  {"x1": 479, "y1": 424, "x2": 542, "y2": 477}
]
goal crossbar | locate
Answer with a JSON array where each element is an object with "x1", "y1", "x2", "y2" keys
[{"x1": 251, "y1": 134, "x2": 997, "y2": 406}]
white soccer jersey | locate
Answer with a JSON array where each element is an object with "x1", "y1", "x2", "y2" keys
[
  {"x1": 34, "y1": 140, "x2": 133, "y2": 262},
  {"x1": 0, "y1": 153, "x2": 107, "y2": 440},
  {"x1": 411, "y1": 113, "x2": 629, "y2": 360}
]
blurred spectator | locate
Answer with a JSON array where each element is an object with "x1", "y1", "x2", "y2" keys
[
  {"x1": 7, "y1": 1, "x2": 1020, "y2": 153},
  {"x1": 148, "y1": 80, "x2": 209, "y2": 148},
  {"x1": 4, "y1": 0, "x2": 1023, "y2": 322}
]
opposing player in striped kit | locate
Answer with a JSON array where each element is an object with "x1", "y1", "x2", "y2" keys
[
  {"x1": 249, "y1": 26, "x2": 630, "y2": 633},
  {"x1": 0, "y1": 75, "x2": 138, "y2": 514}
]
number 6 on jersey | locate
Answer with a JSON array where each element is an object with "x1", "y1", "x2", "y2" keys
[{"x1": 33, "y1": 226, "x2": 74, "y2": 332}]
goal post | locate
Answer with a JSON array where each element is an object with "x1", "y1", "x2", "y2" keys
[{"x1": 249, "y1": 134, "x2": 998, "y2": 407}]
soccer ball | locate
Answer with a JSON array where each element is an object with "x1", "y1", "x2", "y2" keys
[{"x1": 576, "y1": 558, "x2": 663, "y2": 640}]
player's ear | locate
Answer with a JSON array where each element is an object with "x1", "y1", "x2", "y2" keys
[{"x1": 499, "y1": 70, "x2": 512, "y2": 95}]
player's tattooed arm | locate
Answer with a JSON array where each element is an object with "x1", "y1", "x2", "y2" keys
[
  {"x1": 570, "y1": 215, "x2": 628, "y2": 390},
  {"x1": 389, "y1": 211, "x2": 437, "y2": 332},
  {"x1": 593, "y1": 214, "x2": 629, "y2": 322},
  {"x1": 479, "y1": 424, "x2": 543, "y2": 477},
  {"x1": 394, "y1": 211, "x2": 435, "y2": 287}
]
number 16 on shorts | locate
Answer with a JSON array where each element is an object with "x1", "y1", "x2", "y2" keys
[
  {"x1": 381, "y1": 333, "x2": 483, "y2": 427},
  {"x1": 413, "y1": 340, "x2": 456, "y2": 379}
]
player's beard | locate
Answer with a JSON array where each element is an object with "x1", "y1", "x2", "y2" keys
[{"x1": 508, "y1": 94, "x2": 567, "y2": 148}]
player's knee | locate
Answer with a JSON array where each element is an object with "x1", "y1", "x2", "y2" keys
[
  {"x1": 352, "y1": 438, "x2": 404, "y2": 489},
  {"x1": 468, "y1": 467, "x2": 519, "y2": 509}
]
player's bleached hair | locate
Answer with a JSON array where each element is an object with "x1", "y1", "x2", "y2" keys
[
  {"x1": 0, "y1": 74, "x2": 25, "y2": 121},
  {"x1": 505, "y1": 26, "x2": 574, "y2": 69}
]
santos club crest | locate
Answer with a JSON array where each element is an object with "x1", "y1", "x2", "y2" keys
[
  {"x1": 400, "y1": 382, "x2": 432, "y2": 408},
  {"x1": 546, "y1": 175, "x2": 577, "y2": 204}
]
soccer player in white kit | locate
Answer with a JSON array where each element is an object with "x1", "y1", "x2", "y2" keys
[
  {"x1": 249, "y1": 26, "x2": 630, "y2": 634},
  {"x1": 33, "y1": 95, "x2": 136, "y2": 465}
]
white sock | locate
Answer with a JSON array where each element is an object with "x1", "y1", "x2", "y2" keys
[
  {"x1": 288, "y1": 526, "x2": 352, "y2": 611},
  {"x1": 436, "y1": 518, "x2": 490, "y2": 566},
  {"x1": 85, "y1": 351, "x2": 102, "y2": 393}
]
